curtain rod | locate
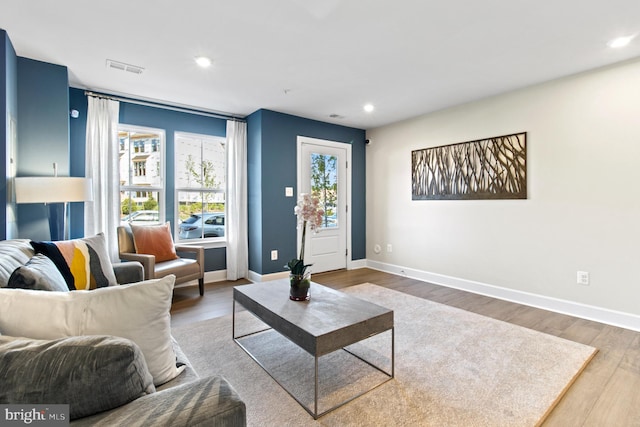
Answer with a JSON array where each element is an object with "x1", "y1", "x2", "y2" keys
[{"x1": 84, "y1": 90, "x2": 246, "y2": 122}]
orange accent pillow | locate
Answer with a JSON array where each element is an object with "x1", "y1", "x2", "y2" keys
[{"x1": 130, "y1": 223, "x2": 178, "y2": 263}]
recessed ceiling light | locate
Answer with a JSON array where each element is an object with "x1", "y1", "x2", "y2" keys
[
  {"x1": 608, "y1": 35, "x2": 635, "y2": 48},
  {"x1": 195, "y1": 56, "x2": 212, "y2": 68},
  {"x1": 363, "y1": 103, "x2": 375, "y2": 113}
]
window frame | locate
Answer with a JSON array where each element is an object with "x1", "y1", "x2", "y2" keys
[{"x1": 174, "y1": 131, "x2": 227, "y2": 245}]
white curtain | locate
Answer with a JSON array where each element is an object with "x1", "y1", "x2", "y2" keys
[
  {"x1": 226, "y1": 120, "x2": 249, "y2": 280},
  {"x1": 85, "y1": 97, "x2": 120, "y2": 261}
]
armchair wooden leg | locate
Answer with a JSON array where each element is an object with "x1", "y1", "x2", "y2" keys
[{"x1": 198, "y1": 278, "x2": 204, "y2": 296}]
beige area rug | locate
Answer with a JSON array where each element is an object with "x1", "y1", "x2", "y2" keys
[{"x1": 171, "y1": 283, "x2": 597, "y2": 426}]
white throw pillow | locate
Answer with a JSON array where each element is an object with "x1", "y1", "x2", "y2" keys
[{"x1": 0, "y1": 275, "x2": 180, "y2": 386}]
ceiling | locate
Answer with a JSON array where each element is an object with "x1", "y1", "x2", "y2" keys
[{"x1": 1, "y1": 1, "x2": 639, "y2": 129}]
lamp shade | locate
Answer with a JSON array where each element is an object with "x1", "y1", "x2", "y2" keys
[{"x1": 15, "y1": 177, "x2": 93, "y2": 204}]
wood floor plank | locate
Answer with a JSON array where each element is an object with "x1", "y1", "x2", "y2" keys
[
  {"x1": 170, "y1": 280, "x2": 248, "y2": 327},
  {"x1": 560, "y1": 318, "x2": 604, "y2": 346},
  {"x1": 619, "y1": 334, "x2": 640, "y2": 375},
  {"x1": 545, "y1": 324, "x2": 635, "y2": 426},
  {"x1": 502, "y1": 304, "x2": 550, "y2": 330},
  {"x1": 170, "y1": 268, "x2": 640, "y2": 425},
  {"x1": 583, "y1": 368, "x2": 640, "y2": 426},
  {"x1": 543, "y1": 367, "x2": 602, "y2": 427}
]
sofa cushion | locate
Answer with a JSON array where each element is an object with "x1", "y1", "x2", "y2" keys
[
  {"x1": 130, "y1": 222, "x2": 178, "y2": 263},
  {"x1": 0, "y1": 275, "x2": 182, "y2": 386},
  {"x1": 31, "y1": 233, "x2": 118, "y2": 290},
  {"x1": 0, "y1": 239, "x2": 35, "y2": 288},
  {"x1": 73, "y1": 376, "x2": 246, "y2": 427},
  {"x1": 0, "y1": 335, "x2": 155, "y2": 420},
  {"x1": 7, "y1": 254, "x2": 69, "y2": 292}
]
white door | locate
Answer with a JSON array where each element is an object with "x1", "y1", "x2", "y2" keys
[{"x1": 297, "y1": 137, "x2": 350, "y2": 273}]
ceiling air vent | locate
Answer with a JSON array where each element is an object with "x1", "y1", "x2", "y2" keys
[
  {"x1": 106, "y1": 59, "x2": 145, "y2": 75},
  {"x1": 329, "y1": 114, "x2": 345, "y2": 119}
]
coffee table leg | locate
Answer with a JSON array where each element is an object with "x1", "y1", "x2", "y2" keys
[
  {"x1": 232, "y1": 299, "x2": 236, "y2": 339},
  {"x1": 314, "y1": 356, "x2": 319, "y2": 419},
  {"x1": 392, "y1": 327, "x2": 395, "y2": 377}
]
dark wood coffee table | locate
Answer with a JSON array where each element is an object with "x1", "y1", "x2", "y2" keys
[{"x1": 233, "y1": 280, "x2": 394, "y2": 419}]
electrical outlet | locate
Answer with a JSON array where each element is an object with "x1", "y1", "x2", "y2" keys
[
  {"x1": 271, "y1": 250, "x2": 278, "y2": 261},
  {"x1": 577, "y1": 271, "x2": 589, "y2": 285},
  {"x1": 387, "y1": 244, "x2": 392, "y2": 253}
]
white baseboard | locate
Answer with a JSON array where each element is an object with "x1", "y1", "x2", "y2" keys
[
  {"x1": 248, "y1": 260, "x2": 367, "y2": 283},
  {"x1": 248, "y1": 270, "x2": 288, "y2": 282},
  {"x1": 367, "y1": 260, "x2": 640, "y2": 332},
  {"x1": 203, "y1": 270, "x2": 229, "y2": 283},
  {"x1": 349, "y1": 259, "x2": 367, "y2": 270},
  {"x1": 185, "y1": 262, "x2": 640, "y2": 331},
  {"x1": 174, "y1": 270, "x2": 230, "y2": 289}
]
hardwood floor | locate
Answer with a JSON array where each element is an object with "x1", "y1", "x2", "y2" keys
[{"x1": 170, "y1": 268, "x2": 639, "y2": 426}]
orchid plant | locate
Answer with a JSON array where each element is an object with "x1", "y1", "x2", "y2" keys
[{"x1": 287, "y1": 193, "x2": 324, "y2": 276}]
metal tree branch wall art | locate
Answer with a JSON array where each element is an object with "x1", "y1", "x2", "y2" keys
[{"x1": 412, "y1": 132, "x2": 527, "y2": 200}]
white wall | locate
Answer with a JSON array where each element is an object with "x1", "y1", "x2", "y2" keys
[{"x1": 366, "y1": 58, "x2": 640, "y2": 322}]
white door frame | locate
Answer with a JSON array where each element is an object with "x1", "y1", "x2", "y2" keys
[{"x1": 296, "y1": 136, "x2": 352, "y2": 271}]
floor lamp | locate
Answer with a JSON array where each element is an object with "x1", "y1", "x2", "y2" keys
[{"x1": 15, "y1": 173, "x2": 93, "y2": 241}]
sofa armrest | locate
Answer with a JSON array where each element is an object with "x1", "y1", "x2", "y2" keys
[
  {"x1": 174, "y1": 245, "x2": 205, "y2": 276},
  {"x1": 112, "y1": 262, "x2": 144, "y2": 285},
  {"x1": 119, "y1": 252, "x2": 155, "y2": 281},
  {"x1": 70, "y1": 376, "x2": 246, "y2": 427}
]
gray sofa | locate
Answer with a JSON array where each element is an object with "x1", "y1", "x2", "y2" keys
[
  {"x1": 0, "y1": 238, "x2": 143, "y2": 287},
  {"x1": 71, "y1": 344, "x2": 246, "y2": 426},
  {"x1": 0, "y1": 238, "x2": 246, "y2": 426}
]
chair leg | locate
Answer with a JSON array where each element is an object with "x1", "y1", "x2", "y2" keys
[{"x1": 198, "y1": 278, "x2": 204, "y2": 296}]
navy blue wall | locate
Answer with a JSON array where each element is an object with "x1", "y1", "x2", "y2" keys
[
  {"x1": 247, "y1": 109, "x2": 366, "y2": 275},
  {"x1": 68, "y1": 88, "x2": 228, "y2": 271},
  {"x1": 246, "y1": 110, "x2": 263, "y2": 275},
  {"x1": 5, "y1": 33, "x2": 17, "y2": 240},
  {"x1": 17, "y1": 58, "x2": 69, "y2": 176},
  {"x1": 68, "y1": 88, "x2": 87, "y2": 239},
  {"x1": 16, "y1": 58, "x2": 69, "y2": 240},
  {"x1": 1, "y1": 30, "x2": 6, "y2": 240},
  {"x1": 3, "y1": 39, "x2": 366, "y2": 276},
  {"x1": 0, "y1": 30, "x2": 16, "y2": 239}
]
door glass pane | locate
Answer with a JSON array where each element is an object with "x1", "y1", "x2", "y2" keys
[{"x1": 310, "y1": 153, "x2": 338, "y2": 228}]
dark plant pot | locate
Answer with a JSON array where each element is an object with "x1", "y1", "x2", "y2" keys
[{"x1": 289, "y1": 272, "x2": 311, "y2": 301}]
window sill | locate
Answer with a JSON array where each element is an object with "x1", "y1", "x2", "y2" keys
[{"x1": 175, "y1": 240, "x2": 227, "y2": 250}]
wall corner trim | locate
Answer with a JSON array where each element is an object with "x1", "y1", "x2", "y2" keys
[{"x1": 366, "y1": 260, "x2": 640, "y2": 332}]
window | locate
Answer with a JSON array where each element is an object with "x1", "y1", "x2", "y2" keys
[
  {"x1": 134, "y1": 160, "x2": 146, "y2": 177},
  {"x1": 119, "y1": 127, "x2": 164, "y2": 225},
  {"x1": 175, "y1": 132, "x2": 226, "y2": 242}
]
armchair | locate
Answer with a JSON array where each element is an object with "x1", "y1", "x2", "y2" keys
[{"x1": 117, "y1": 224, "x2": 205, "y2": 296}]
